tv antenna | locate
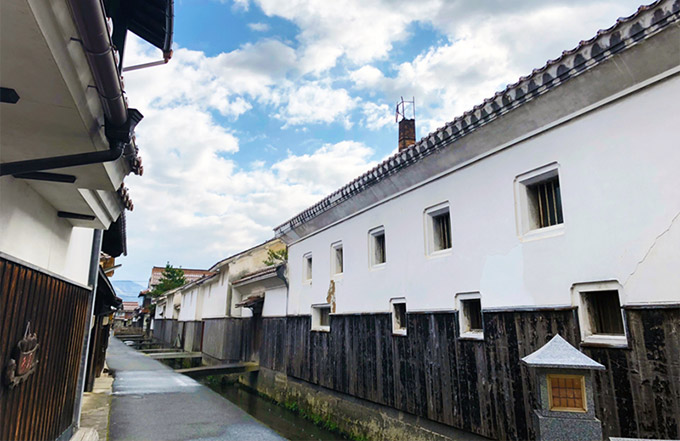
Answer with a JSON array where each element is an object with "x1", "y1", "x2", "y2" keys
[{"x1": 395, "y1": 96, "x2": 415, "y2": 122}]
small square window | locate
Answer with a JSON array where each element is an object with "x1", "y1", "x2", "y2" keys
[
  {"x1": 312, "y1": 304, "x2": 331, "y2": 331},
  {"x1": 331, "y1": 242, "x2": 343, "y2": 276},
  {"x1": 391, "y1": 298, "x2": 407, "y2": 335},
  {"x1": 584, "y1": 290, "x2": 625, "y2": 335},
  {"x1": 457, "y1": 293, "x2": 483, "y2": 340},
  {"x1": 425, "y1": 203, "x2": 452, "y2": 255},
  {"x1": 573, "y1": 281, "x2": 627, "y2": 347},
  {"x1": 515, "y1": 163, "x2": 565, "y2": 240},
  {"x1": 369, "y1": 227, "x2": 386, "y2": 267},
  {"x1": 303, "y1": 253, "x2": 313, "y2": 283},
  {"x1": 547, "y1": 375, "x2": 586, "y2": 412},
  {"x1": 528, "y1": 177, "x2": 563, "y2": 229}
]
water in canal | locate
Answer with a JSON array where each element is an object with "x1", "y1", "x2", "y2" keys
[{"x1": 205, "y1": 378, "x2": 349, "y2": 441}]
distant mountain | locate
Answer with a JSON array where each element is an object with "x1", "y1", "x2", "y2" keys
[{"x1": 111, "y1": 280, "x2": 145, "y2": 303}]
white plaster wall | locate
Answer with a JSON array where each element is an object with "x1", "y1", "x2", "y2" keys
[
  {"x1": 231, "y1": 286, "x2": 253, "y2": 318},
  {"x1": 0, "y1": 177, "x2": 93, "y2": 285},
  {"x1": 201, "y1": 273, "x2": 228, "y2": 319},
  {"x1": 197, "y1": 241, "x2": 286, "y2": 319},
  {"x1": 287, "y1": 74, "x2": 680, "y2": 315},
  {"x1": 179, "y1": 289, "x2": 197, "y2": 322},
  {"x1": 263, "y1": 286, "x2": 287, "y2": 317},
  {"x1": 154, "y1": 298, "x2": 167, "y2": 319},
  {"x1": 173, "y1": 292, "x2": 181, "y2": 319}
]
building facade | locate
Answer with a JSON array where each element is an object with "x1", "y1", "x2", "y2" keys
[
  {"x1": 0, "y1": 0, "x2": 173, "y2": 439},
  {"x1": 264, "y1": 3, "x2": 680, "y2": 440}
]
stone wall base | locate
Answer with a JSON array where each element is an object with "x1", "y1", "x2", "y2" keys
[{"x1": 239, "y1": 367, "x2": 489, "y2": 441}]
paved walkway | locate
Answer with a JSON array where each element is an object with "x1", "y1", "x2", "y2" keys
[
  {"x1": 80, "y1": 370, "x2": 114, "y2": 440},
  {"x1": 107, "y1": 337, "x2": 285, "y2": 441}
]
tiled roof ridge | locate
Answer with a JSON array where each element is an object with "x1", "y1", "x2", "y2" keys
[
  {"x1": 208, "y1": 237, "x2": 281, "y2": 272},
  {"x1": 150, "y1": 266, "x2": 213, "y2": 272},
  {"x1": 275, "y1": 0, "x2": 679, "y2": 233}
]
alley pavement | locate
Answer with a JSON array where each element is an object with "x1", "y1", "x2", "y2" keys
[{"x1": 107, "y1": 337, "x2": 286, "y2": 441}]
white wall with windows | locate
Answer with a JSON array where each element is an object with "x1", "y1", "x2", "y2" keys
[{"x1": 285, "y1": 73, "x2": 680, "y2": 317}]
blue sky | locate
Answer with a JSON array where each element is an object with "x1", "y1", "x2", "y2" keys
[{"x1": 113, "y1": 0, "x2": 645, "y2": 285}]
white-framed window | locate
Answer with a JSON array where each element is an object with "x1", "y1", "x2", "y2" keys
[
  {"x1": 311, "y1": 303, "x2": 331, "y2": 332},
  {"x1": 390, "y1": 298, "x2": 407, "y2": 335},
  {"x1": 456, "y1": 292, "x2": 483, "y2": 340},
  {"x1": 368, "y1": 226, "x2": 386, "y2": 267},
  {"x1": 515, "y1": 163, "x2": 564, "y2": 240},
  {"x1": 303, "y1": 252, "x2": 313, "y2": 283},
  {"x1": 572, "y1": 281, "x2": 627, "y2": 347},
  {"x1": 331, "y1": 241, "x2": 343, "y2": 277},
  {"x1": 425, "y1": 202, "x2": 452, "y2": 255}
]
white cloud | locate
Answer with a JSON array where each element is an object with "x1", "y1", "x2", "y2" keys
[
  {"x1": 350, "y1": 66, "x2": 385, "y2": 89},
  {"x1": 120, "y1": 35, "x2": 377, "y2": 277},
  {"x1": 275, "y1": 82, "x2": 357, "y2": 128},
  {"x1": 361, "y1": 102, "x2": 393, "y2": 131},
  {"x1": 273, "y1": 141, "x2": 376, "y2": 193},
  {"x1": 125, "y1": 117, "x2": 376, "y2": 273},
  {"x1": 123, "y1": 36, "x2": 297, "y2": 116},
  {"x1": 232, "y1": 0, "x2": 249, "y2": 11},
  {"x1": 248, "y1": 22, "x2": 270, "y2": 32},
  {"x1": 252, "y1": 0, "x2": 440, "y2": 74}
]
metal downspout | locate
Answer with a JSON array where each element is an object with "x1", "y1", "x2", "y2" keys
[
  {"x1": 66, "y1": 0, "x2": 127, "y2": 126},
  {"x1": 72, "y1": 229, "x2": 103, "y2": 432},
  {"x1": 0, "y1": 143, "x2": 124, "y2": 177}
]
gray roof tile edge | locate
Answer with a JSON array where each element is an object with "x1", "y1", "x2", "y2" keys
[{"x1": 274, "y1": 0, "x2": 680, "y2": 235}]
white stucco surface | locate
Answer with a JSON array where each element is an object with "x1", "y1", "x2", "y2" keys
[
  {"x1": 286, "y1": 73, "x2": 680, "y2": 315},
  {"x1": 0, "y1": 177, "x2": 93, "y2": 285},
  {"x1": 201, "y1": 273, "x2": 228, "y2": 319},
  {"x1": 263, "y1": 286, "x2": 287, "y2": 317},
  {"x1": 179, "y1": 284, "x2": 204, "y2": 322}
]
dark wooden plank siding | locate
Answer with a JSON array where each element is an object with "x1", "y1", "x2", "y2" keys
[
  {"x1": 201, "y1": 318, "x2": 253, "y2": 362},
  {"x1": 256, "y1": 307, "x2": 679, "y2": 440},
  {"x1": 153, "y1": 318, "x2": 166, "y2": 342},
  {"x1": 180, "y1": 321, "x2": 204, "y2": 352},
  {"x1": 0, "y1": 256, "x2": 91, "y2": 441},
  {"x1": 584, "y1": 308, "x2": 680, "y2": 440}
]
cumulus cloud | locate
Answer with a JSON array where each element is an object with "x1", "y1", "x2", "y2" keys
[
  {"x1": 275, "y1": 82, "x2": 357, "y2": 128},
  {"x1": 361, "y1": 102, "x2": 393, "y2": 131},
  {"x1": 124, "y1": 36, "x2": 297, "y2": 116},
  {"x1": 252, "y1": 0, "x2": 440, "y2": 73}
]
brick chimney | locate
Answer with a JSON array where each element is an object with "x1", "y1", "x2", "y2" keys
[
  {"x1": 396, "y1": 97, "x2": 415, "y2": 151},
  {"x1": 398, "y1": 118, "x2": 415, "y2": 151}
]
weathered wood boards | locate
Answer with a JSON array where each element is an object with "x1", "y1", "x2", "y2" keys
[
  {"x1": 0, "y1": 256, "x2": 91, "y2": 441},
  {"x1": 147, "y1": 352, "x2": 202, "y2": 360},
  {"x1": 176, "y1": 362, "x2": 259, "y2": 378},
  {"x1": 256, "y1": 308, "x2": 679, "y2": 440}
]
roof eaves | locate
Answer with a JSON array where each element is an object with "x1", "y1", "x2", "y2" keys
[{"x1": 231, "y1": 265, "x2": 281, "y2": 286}]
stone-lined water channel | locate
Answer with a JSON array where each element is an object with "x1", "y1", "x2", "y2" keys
[{"x1": 204, "y1": 379, "x2": 349, "y2": 441}]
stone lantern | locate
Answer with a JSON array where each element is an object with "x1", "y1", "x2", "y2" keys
[{"x1": 521, "y1": 334, "x2": 605, "y2": 441}]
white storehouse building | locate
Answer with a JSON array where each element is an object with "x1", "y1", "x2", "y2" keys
[{"x1": 266, "y1": 2, "x2": 680, "y2": 440}]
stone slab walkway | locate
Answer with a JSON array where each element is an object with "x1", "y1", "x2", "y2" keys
[{"x1": 107, "y1": 337, "x2": 285, "y2": 441}]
